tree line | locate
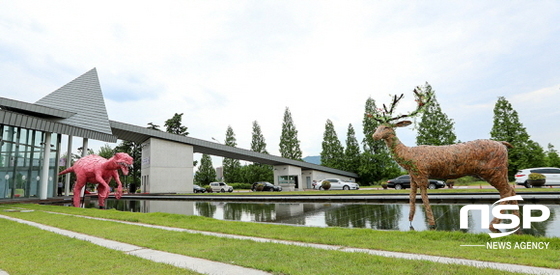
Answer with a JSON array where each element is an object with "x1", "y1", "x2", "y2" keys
[
  {"x1": 95, "y1": 83, "x2": 560, "y2": 189},
  {"x1": 321, "y1": 83, "x2": 560, "y2": 183}
]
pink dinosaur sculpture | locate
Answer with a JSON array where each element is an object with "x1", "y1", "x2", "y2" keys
[{"x1": 59, "y1": 153, "x2": 133, "y2": 208}]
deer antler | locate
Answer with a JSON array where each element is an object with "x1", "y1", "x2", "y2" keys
[{"x1": 367, "y1": 86, "x2": 434, "y2": 124}]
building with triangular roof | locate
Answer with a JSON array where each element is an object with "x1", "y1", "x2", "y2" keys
[{"x1": 0, "y1": 69, "x2": 356, "y2": 203}]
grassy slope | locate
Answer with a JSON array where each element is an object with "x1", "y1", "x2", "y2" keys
[
  {"x1": 0, "y1": 217, "x2": 200, "y2": 275},
  {"x1": 1, "y1": 204, "x2": 558, "y2": 274}
]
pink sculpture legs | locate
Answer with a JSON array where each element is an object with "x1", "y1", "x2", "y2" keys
[{"x1": 72, "y1": 181, "x2": 85, "y2": 207}]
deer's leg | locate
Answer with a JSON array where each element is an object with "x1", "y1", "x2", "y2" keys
[
  {"x1": 483, "y1": 171, "x2": 518, "y2": 232},
  {"x1": 419, "y1": 184, "x2": 436, "y2": 229},
  {"x1": 408, "y1": 182, "x2": 418, "y2": 225}
]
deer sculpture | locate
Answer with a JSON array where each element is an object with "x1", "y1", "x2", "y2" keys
[{"x1": 369, "y1": 88, "x2": 517, "y2": 231}]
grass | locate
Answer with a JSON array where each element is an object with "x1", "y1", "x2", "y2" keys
[
  {"x1": 1, "y1": 203, "x2": 559, "y2": 275},
  {"x1": 0, "y1": 216, "x2": 200, "y2": 275}
]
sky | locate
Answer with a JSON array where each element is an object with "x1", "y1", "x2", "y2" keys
[{"x1": 1, "y1": 1, "x2": 560, "y2": 166}]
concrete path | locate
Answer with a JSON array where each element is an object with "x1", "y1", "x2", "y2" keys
[{"x1": 2, "y1": 211, "x2": 560, "y2": 275}]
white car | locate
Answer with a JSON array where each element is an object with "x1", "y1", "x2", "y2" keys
[
  {"x1": 515, "y1": 167, "x2": 560, "y2": 188},
  {"x1": 209, "y1": 182, "x2": 234, "y2": 192},
  {"x1": 317, "y1": 178, "x2": 359, "y2": 190}
]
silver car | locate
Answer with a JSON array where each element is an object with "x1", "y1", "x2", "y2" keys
[
  {"x1": 515, "y1": 167, "x2": 560, "y2": 188},
  {"x1": 209, "y1": 182, "x2": 234, "y2": 192},
  {"x1": 317, "y1": 178, "x2": 359, "y2": 190}
]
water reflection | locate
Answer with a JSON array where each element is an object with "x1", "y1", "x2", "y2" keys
[{"x1": 89, "y1": 199, "x2": 560, "y2": 238}]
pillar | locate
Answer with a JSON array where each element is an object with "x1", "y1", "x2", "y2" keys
[
  {"x1": 64, "y1": 135, "x2": 73, "y2": 196},
  {"x1": 39, "y1": 132, "x2": 52, "y2": 200},
  {"x1": 141, "y1": 138, "x2": 194, "y2": 193}
]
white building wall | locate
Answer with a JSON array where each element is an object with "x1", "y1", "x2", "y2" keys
[
  {"x1": 273, "y1": 165, "x2": 302, "y2": 191},
  {"x1": 141, "y1": 138, "x2": 194, "y2": 193}
]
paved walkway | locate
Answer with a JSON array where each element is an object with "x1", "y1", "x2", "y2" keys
[{"x1": 1, "y1": 211, "x2": 560, "y2": 275}]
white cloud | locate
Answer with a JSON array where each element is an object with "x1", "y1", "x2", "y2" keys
[{"x1": 1, "y1": 0, "x2": 560, "y2": 162}]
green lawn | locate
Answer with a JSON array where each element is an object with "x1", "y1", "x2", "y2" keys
[{"x1": 1, "y1": 204, "x2": 558, "y2": 275}]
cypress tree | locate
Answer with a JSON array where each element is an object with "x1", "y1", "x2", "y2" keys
[
  {"x1": 195, "y1": 154, "x2": 216, "y2": 186},
  {"x1": 223, "y1": 126, "x2": 242, "y2": 182},
  {"x1": 360, "y1": 97, "x2": 400, "y2": 185},
  {"x1": 416, "y1": 83, "x2": 457, "y2": 146},
  {"x1": 344, "y1": 123, "x2": 361, "y2": 173},
  {"x1": 279, "y1": 107, "x2": 302, "y2": 160},
  {"x1": 246, "y1": 121, "x2": 273, "y2": 183},
  {"x1": 250, "y1": 121, "x2": 268, "y2": 154},
  {"x1": 320, "y1": 119, "x2": 344, "y2": 169},
  {"x1": 545, "y1": 144, "x2": 560, "y2": 167},
  {"x1": 490, "y1": 96, "x2": 545, "y2": 180}
]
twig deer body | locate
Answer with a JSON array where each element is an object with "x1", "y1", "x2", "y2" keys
[{"x1": 370, "y1": 88, "x2": 517, "y2": 230}]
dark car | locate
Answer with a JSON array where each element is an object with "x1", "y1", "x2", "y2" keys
[
  {"x1": 386, "y1": 175, "x2": 446, "y2": 190},
  {"x1": 193, "y1": 184, "x2": 206, "y2": 193},
  {"x1": 251, "y1": 182, "x2": 282, "y2": 192}
]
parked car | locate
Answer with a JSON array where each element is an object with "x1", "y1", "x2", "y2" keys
[
  {"x1": 317, "y1": 178, "x2": 359, "y2": 190},
  {"x1": 251, "y1": 182, "x2": 282, "y2": 192},
  {"x1": 193, "y1": 185, "x2": 206, "y2": 193},
  {"x1": 209, "y1": 182, "x2": 234, "y2": 193},
  {"x1": 386, "y1": 175, "x2": 446, "y2": 190},
  {"x1": 515, "y1": 167, "x2": 560, "y2": 188}
]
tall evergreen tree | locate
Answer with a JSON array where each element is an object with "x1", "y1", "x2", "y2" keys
[
  {"x1": 279, "y1": 107, "x2": 302, "y2": 160},
  {"x1": 545, "y1": 143, "x2": 560, "y2": 167},
  {"x1": 223, "y1": 126, "x2": 242, "y2": 182},
  {"x1": 359, "y1": 97, "x2": 400, "y2": 185},
  {"x1": 490, "y1": 96, "x2": 545, "y2": 180},
  {"x1": 320, "y1": 119, "x2": 344, "y2": 169},
  {"x1": 164, "y1": 113, "x2": 189, "y2": 136},
  {"x1": 344, "y1": 123, "x2": 361, "y2": 173},
  {"x1": 250, "y1": 121, "x2": 268, "y2": 154},
  {"x1": 195, "y1": 154, "x2": 216, "y2": 186},
  {"x1": 245, "y1": 121, "x2": 273, "y2": 183},
  {"x1": 416, "y1": 83, "x2": 457, "y2": 146}
]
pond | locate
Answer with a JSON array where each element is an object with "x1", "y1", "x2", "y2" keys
[{"x1": 81, "y1": 199, "x2": 560, "y2": 238}]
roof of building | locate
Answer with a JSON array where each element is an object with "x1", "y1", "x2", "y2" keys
[{"x1": 35, "y1": 68, "x2": 113, "y2": 135}]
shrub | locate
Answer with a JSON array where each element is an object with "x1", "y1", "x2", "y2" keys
[
  {"x1": 528, "y1": 173, "x2": 546, "y2": 180},
  {"x1": 321, "y1": 181, "x2": 331, "y2": 190},
  {"x1": 229, "y1": 183, "x2": 252, "y2": 190}
]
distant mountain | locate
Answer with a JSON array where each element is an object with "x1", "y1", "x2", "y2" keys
[{"x1": 303, "y1": 155, "x2": 321, "y2": 165}]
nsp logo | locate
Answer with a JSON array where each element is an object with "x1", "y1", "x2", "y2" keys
[{"x1": 460, "y1": 195, "x2": 550, "y2": 238}]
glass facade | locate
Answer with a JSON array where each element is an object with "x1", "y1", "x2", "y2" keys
[{"x1": 0, "y1": 125, "x2": 60, "y2": 199}]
